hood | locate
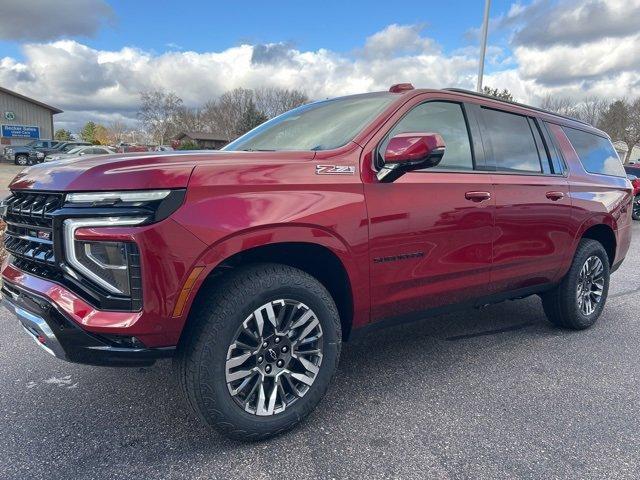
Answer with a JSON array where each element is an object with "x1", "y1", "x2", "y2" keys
[
  {"x1": 9, "y1": 152, "x2": 199, "y2": 192},
  {"x1": 8, "y1": 150, "x2": 320, "y2": 192}
]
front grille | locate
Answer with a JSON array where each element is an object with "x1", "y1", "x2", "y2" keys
[
  {"x1": 2, "y1": 191, "x2": 142, "y2": 311},
  {"x1": 3, "y1": 191, "x2": 63, "y2": 271}
]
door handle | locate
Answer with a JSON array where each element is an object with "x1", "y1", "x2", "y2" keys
[
  {"x1": 546, "y1": 191, "x2": 565, "y2": 201},
  {"x1": 465, "y1": 191, "x2": 491, "y2": 202}
]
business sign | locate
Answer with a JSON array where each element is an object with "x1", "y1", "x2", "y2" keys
[{"x1": 1, "y1": 124, "x2": 40, "y2": 139}]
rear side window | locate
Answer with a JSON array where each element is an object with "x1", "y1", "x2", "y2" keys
[
  {"x1": 562, "y1": 127, "x2": 625, "y2": 177},
  {"x1": 381, "y1": 102, "x2": 474, "y2": 171},
  {"x1": 481, "y1": 108, "x2": 542, "y2": 173}
]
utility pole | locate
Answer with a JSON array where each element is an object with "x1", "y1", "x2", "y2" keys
[{"x1": 476, "y1": 0, "x2": 491, "y2": 93}]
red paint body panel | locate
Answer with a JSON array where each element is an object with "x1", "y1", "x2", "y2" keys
[
  {"x1": 9, "y1": 152, "x2": 198, "y2": 191},
  {"x1": 1, "y1": 88, "x2": 633, "y2": 356},
  {"x1": 488, "y1": 174, "x2": 573, "y2": 292}
]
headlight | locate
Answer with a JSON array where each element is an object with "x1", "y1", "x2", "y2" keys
[
  {"x1": 6, "y1": 148, "x2": 13, "y2": 154},
  {"x1": 63, "y1": 217, "x2": 146, "y2": 295},
  {"x1": 64, "y1": 189, "x2": 185, "y2": 223},
  {"x1": 67, "y1": 190, "x2": 171, "y2": 204}
]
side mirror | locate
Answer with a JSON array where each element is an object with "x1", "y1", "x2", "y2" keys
[
  {"x1": 377, "y1": 133, "x2": 446, "y2": 182},
  {"x1": 628, "y1": 174, "x2": 638, "y2": 181}
]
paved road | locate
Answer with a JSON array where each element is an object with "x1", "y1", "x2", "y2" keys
[
  {"x1": 0, "y1": 163, "x2": 25, "y2": 197},
  {"x1": 2, "y1": 225, "x2": 640, "y2": 480}
]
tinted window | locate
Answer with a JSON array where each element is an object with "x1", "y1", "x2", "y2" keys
[
  {"x1": 382, "y1": 102, "x2": 474, "y2": 171},
  {"x1": 482, "y1": 108, "x2": 542, "y2": 173},
  {"x1": 562, "y1": 127, "x2": 625, "y2": 177}
]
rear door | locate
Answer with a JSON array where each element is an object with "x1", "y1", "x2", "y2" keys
[{"x1": 477, "y1": 106, "x2": 573, "y2": 293}]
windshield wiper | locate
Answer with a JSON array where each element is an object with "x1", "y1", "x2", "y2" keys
[{"x1": 240, "y1": 148, "x2": 276, "y2": 152}]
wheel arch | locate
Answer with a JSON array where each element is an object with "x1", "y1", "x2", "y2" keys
[
  {"x1": 177, "y1": 226, "x2": 369, "y2": 343},
  {"x1": 581, "y1": 223, "x2": 616, "y2": 266}
]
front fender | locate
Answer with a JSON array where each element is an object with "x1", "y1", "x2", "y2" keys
[{"x1": 175, "y1": 224, "x2": 370, "y2": 333}]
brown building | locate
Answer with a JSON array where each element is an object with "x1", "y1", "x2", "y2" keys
[
  {"x1": 175, "y1": 131, "x2": 230, "y2": 150},
  {"x1": 0, "y1": 86, "x2": 63, "y2": 147}
]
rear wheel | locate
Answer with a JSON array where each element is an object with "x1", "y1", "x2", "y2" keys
[
  {"x1": 175, "y1": 263, "x2": 341, "y2": 440},
  {"x1": 541, "y1": 239, "x2": 610, "y2": 330}
]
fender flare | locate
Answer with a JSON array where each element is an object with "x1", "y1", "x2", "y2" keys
[
  {"x1": 176, "y1": 223, "x2": 369, "y2": 330},
  {"x1": 558, "y1": 214, "x2": 618, "y2": 279}
]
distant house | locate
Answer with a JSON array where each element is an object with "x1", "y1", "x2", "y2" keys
[
  {"x1": 175, "y1": 131, "x2": 230, "y2": 150},
  {"x1": 613, "y1": 141, "x2": 640, "y2": 164}
]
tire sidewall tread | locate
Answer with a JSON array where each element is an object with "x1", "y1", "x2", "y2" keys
[
  {"x1": 542, "y1": 238, "x2": 610, "y2": 330},
  {"x1": 175, "y1": 263, "x2": 341, "y2": 441}
]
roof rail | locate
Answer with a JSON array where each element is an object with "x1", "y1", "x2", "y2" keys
[{"x1": 442, "y1": 88, "x2": 592, "y2": 127}]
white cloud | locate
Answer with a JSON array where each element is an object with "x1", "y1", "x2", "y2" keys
[
  {"x1": 2, "y1": 3, "x2": 640, "y2": 131},
  {"x1": 0, "y1": 26, "x2": 480, "y2": 130},
  {"x1": 360, "y1": 24, "x2": 436, "y2": 58}
]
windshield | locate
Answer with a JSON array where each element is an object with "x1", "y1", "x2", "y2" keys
[
  {"x1": 224, "y1": 93, "x2": 395, "y2": 151},
  {"x1": 66, "y1": 147, "x2": 84, "y2": 154}
]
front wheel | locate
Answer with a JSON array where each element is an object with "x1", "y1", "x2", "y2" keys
[
  {"x1": 15, "y1": 154, "x2": 28, "y2": 166},
  {"x1": 175, "y1": 263, "x2": 341, "y2": 440},
  {"x1": 541, "y1": 239, "x2": 610, "y2": 330},
  {"x1": 632, "y1": 195, "x2": 640, "y2": 220}
]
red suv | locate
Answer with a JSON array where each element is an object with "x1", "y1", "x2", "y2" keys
[{"x1": 1, "y1": 85, "x2": 632, "y2": 439}]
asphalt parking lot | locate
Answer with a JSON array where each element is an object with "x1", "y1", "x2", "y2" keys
[
  {"x1": 0, "y1": 163, "x2": 23, "y2": 197},
  {"x1": 1, "y1": 200, "x2": 639, "y2": 479}
]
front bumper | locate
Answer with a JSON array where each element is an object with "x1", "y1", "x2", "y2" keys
[{"x1": 1, "y1": 280, "x2": 175, "y2": 366}]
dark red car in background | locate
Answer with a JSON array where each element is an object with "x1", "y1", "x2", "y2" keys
[
  {"x1": 1, "y1": 85, "x2": 632, "y2": 440},
  {"x1": 625, "y1": 165, "x2": 640, "y2": 219}
]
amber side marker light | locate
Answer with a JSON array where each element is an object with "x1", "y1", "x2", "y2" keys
[{"x1": 172, "y1": 266, "x2": 205, "y2": 317}]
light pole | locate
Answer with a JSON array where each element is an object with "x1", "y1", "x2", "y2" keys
[{"x1": 476, "y1": 0, "x2": 491, "y2": 93}]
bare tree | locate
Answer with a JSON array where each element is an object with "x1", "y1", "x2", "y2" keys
[
  {"x1": 254, "y1": 87, "x2": 309, "y2": 118},
  {"x1": 539, "y1": 95, "x2": 578, "y2": 117},
  {"x1": 109, "y1": 120, "x2": 127, "y2": 144},
  {"x1": 176, "y1": 106, "x2": 207, "y2": 133},
  {"x1": 598, "y1": 98, "x2": 640, "y2": 164},
  {"x1": 575, "y1": 96, "x2": 608, "y2": 126},
  {"x1": 136, "y1": 86, "x2": 309, "y2": 144},
  {"x1": 137, "y1": 90, "x2": 184, "y2": 144}
]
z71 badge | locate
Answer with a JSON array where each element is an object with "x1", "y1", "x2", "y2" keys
[{"x1": 315, "y1": 165, "x2": 355, "y2": 175}]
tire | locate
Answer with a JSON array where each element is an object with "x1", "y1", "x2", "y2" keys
[
  {"x1": 541, "y1": 238, "x2": 610, "y2": 330},
  {"x1": 15, "y1": 154, "x2": 28, "y2": 166},
  {"x1": 632, "y1": 195, "x2": 640, "y2": 221},
  {"x1": 174, "y1": 263, "x2": 342, "y2": 441}
]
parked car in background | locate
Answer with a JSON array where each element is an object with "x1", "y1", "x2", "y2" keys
[
  {"x1": 44, "y1": 145, "x2": 115, "y2": 162},
  {"x1": 48, "y1": 141, "x2": 92, "y2": 154},
  {"x1": 0, "y1": 85, "x2": 632, "y2": 440},
  {"x1": 115, "y1": 143, "x2": 152, "y2": 153},
  {"x1": 627, "y1": 174, "x2": 640, "y2": 220},
  {"x1": 3, "y1": 139, "x2": 59, "y2": 165},
  {"x1": 155, "y1": 145, "x2": 174, "y2": 151}
]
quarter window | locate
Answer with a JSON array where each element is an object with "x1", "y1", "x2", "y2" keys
[
  {"x1": 481, "y1": 108, "x2": 543, "y2": 173},
  {"x1": 562, "y1": 126, "x2": 625, "y2": 177},
  {"x1": 382, "y1": 102, "x2": 474, "y2": 171}
]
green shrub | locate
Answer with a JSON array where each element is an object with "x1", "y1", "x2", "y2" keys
[{"x1": 177, "y1": 140, "x2": 200, "y2": 150}]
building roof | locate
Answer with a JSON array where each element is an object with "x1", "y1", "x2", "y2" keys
[
  {"x1": 0, "y1": 86, "x2": 63, "y2": 114},
  {"x1": 175, "y1": 131, "x2": 230, "y2": 142}
]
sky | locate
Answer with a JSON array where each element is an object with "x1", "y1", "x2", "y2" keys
[{"x1": 0, "y1": 0, "x2": 639, "y2": 132}]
